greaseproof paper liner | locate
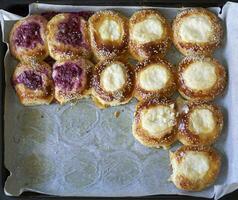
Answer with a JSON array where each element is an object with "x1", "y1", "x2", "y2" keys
[{"x1": 1, "y1": 2, "x2": 238, "y2": 199}]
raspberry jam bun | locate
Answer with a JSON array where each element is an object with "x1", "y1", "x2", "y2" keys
[
  {"x1": 47, "y1": 13, "x2": 91, "y2": 61},
  {"x1": 12, "y1": 61, "x2": 54, "y2": 106},
  {"x1": 52, "y1": 58, "x2": 93, "y2": 104},
  {"x1": 9, "y1": 15, "x2": 48, "y2": 62}
]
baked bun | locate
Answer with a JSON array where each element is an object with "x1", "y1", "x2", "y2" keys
[
  {"x1": 52, "y1": 58, "x2": 93, "y2": 104},
  {"x1": 91, "y1": 58, "x2": 135, "y2": 108},
  {"x1": 172, "y1": 8, "x2": 223, "y2": 56},
  {"x1": 132, "y1": 97, "x2": 177, "y2": 149},
  {"x1": 129, "y1": 9, "x2": 171, "y2": 61},
  {"x1": 47, "y1": 13, "x2": 91, "y2": 61},
  {"x1": 178, "y1": 101, "x2": 223, "y2": 145},
  {"x1": 88, "y1": 10, "x2": 129, "y2": 61},
  {"x1": 177, "y1": 56, "x2": 226, "y2": 101},
  {"x1": 9, "y1": 15, "x2": 48, "y2": 62},
  {"x1": 12, "y1": 61, "x2": 54, "y2": 105},
  {"x1": 170, "y1": 145, "x2": 221, "y2": 191},
  {"x1": 134, "y1": 57, "x2": 176, "y2": 101}
]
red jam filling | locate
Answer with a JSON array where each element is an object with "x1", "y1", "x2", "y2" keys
[
  {"x1": 53, "y1": 62, "x2": 83, "y2": 90},
  {"x1": 56, "y1": 14, "x2": 87, "y2": 47},
  {"x1": 15, "y1": 71, "x2": 43, "y2": 90},
  {"x1": 15, "y1": 22, "x2": 43, "y2": 49}
]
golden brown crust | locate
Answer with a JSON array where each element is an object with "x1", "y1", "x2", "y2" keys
[
  {"x1": 9, "y1": 15, "x2": 48, "y2": 62},
  {"x1": 177, "y1": 101, "x2": 223, "y2": 145},
  {"x1": 52, "y1": 58, "x2": 93, "y2": 104},
  {"x1": 177, "y1": 56, "x2": 227, "y2": 101},
  {"x1": 88, "y1": 10, "x2": 129, "y2": 61},
  {"x1": 170, "y1": 145, "x2": 221, "y2": 191},
  {"x1": 47, "y1": 13, "x2": 91, "y2": 61},
  {"x1": 12, "y1": 61, "x2": 54, "y2": 106},
  {"x1": 91, "y1": 58, "x2": 135, "y2": 108},
  {"x1": 172, "y1": 8, "x2": 223, "y2": 56},
  {"x1": 134, "y1": 57, "x2": 177, "y2": 101},
  {"x1": 132, "y1": 97, "x2": 177, "y2": 149},
  {"x1": 129, "y1": 9, "x2": 172, "y2": 61}
]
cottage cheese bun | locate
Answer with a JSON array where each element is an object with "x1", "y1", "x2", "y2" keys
[
  {"x1": 134, "y1": 57, "x2": 176, "y2": 101},
  {"x1": 177, "y1": 101, "x2": 223, "y2": 145},
  {"x1": 129, "y1": 9, "x2": 172, "y2": 61},
  {"x1": 170, "y1": 145, "x2": 221, "y2": 191},
  {"x1": 88, "y1": 10, "x2": 129, "y2": 61},
  {"x1": 172, "y1": 8, "x2": 223, "y2": 56},
  {"x1": 91, "y1": 58, "x2": 135, "y2": 108},
  {"x1": 177, "y1": 56, "x2": 227, "y2": 101},
  {"x1": 132, "y1": 97, "x2": 177, "y2": 149}
]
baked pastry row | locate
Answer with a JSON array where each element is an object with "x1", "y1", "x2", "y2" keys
[
  {"x1": 132, "y1": 97, "x2": 223, "y2": 148},
  {"x1": 12, "y1": 58, "x2": 92, "y2": 105},
  {"x1": 12, "y1": 55, "x2": 227, "y2": 105},
  {"x1": 9, "y1": 8, "x2": 223, "y2": 62}
]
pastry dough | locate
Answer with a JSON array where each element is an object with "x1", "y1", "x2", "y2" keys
[
  {"x1": 9, "y1": 15, "x2": 48, "y2": 62},
  {"x1": 178, "y1": 101, "x2": 223, "y2": 145},
  {"x1": 177, "y1": 56, "x2": 226, "y2": 101},
  {"x1": 12, "y1": 61, "x2": 54, "y2": 105},
  {"x1": 172, "y1": 8, "x2": 223, "y2": 56},
  {"x1": 129, "y1": 9, "x2": 171, "y2": 61},
  {"x1": 170, "y1": 145, "x2": 221, "y2": 191},
  {"x1": 134, "y1": 57, "x2": 176, "y2": 101},
  {"x1": 52, "y1": 58, "x2": 93, "y2": 104},
  {"x1": 91, "y1": 58, "x2": 135, "y2": 108},
  {"x1": 47, "y1": 13, "x2": 91, "y2": 61},
  {"x1": 132, "y1": 97, "x2": 177, "y2": 149},
  {"x1": 88, "y1": 10, "x2": 129, "y2": 61}
]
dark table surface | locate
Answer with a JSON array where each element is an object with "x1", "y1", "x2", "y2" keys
[{"x1": 0, "y1": 1, "x2": 237, "y2": 200}]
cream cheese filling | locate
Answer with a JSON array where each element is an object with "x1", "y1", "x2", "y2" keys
[
  {"x1": 131, "y1": 15, "x2": 164, "y2": 44},
  {"x1": 182, "y1": 61, "x2": 217, "y2": 90},
  {"x1": 98, "y1": 19, "x2": 121, "y2": 41},
  {"x1": 139, "y1": 64, "x2": 169, "y2": 91},
  {"x1": 101, "y1": 62, "x2": 126, "y2": 92},
  {"x1": 179, "y1": 15, "x2": 213, "y2": 43},
  {"x1": 189, "y1": 108, "x2": 215, "y2": 134},
  {"x1": 172, "y1": 151, "x2": 210, "y2": 181},
  {"x1": 141, "y1": 104, "x2": 175, "y2": 135}
]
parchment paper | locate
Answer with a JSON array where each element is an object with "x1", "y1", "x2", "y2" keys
[{"x1": 1, "y1": 2, "x2": 238, "y2": 199}]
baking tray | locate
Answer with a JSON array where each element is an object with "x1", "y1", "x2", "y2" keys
[{"x1": 0, "y1": 0, "x2": 237, "y2": 199}]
